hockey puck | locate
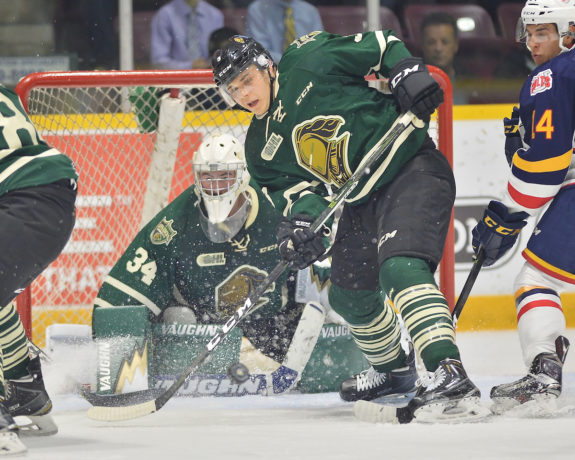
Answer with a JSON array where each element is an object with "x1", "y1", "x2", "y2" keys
[{"x1": 227, "y1": 362, "x2": 250, "y2": 384}]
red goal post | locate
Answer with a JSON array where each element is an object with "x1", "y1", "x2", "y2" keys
[{"x1": 14, "y1": 66, "x2": 454, "y2": 345}]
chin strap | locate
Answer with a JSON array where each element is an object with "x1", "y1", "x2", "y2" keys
[{"x1": 266, "y1": 64, "x2": 277, "y2": 110}]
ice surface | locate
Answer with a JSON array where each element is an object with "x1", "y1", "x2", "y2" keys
[{"x1": 21, "y1": 329, "x2": 575, "y2": 459}]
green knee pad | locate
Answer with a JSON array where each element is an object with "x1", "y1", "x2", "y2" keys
[
  {"x1": 328, "y1": 284, "x2": 384, "y2": 325},
  {"x1": 379, "y1": 256, "x2": 437, "y2": 296}
]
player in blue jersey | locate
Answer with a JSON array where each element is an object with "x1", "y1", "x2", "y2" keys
[{"x1": 472, "y1": 0, "x2": 575, "y2": 412}]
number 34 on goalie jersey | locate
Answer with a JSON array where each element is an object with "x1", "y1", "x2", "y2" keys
[{"x1": 126, "y1": 247, "x2": 157, "y2": 286}]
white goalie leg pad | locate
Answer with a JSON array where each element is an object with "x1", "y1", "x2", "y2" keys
[
  {"x1": 262, "y1": 301, "x2": 327, "y2": 396},
  {"x1": 0, "y1": 431, "x2": 26, "y2": 456}
]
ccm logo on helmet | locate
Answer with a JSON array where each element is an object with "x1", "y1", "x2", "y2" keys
[
  {"x1": 217, "y1": 63, "x2": 232, "y2": 79},
  {"x1": 390, "y1": 64, "x2": 421, "y2": 88}
]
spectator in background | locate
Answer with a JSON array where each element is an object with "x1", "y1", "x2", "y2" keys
[
  {"x1": 246, "y1": 0, "x2": 323, "y2": 62},
  {"x1": 419, "y1": 11, "x2": 470, "y2": 104},
  {"x1": 420, "y1": 12, "x2": 461, "y2": 83},
  {"x1": 151, "y1": 0, "x2": 223, "y2": 69}
]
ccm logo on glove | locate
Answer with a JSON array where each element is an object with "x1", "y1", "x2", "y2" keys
[
  {"x1": 482, "y1": 215, "x2": 523, "y2": 236},
  {"x1": 390, "y1": 63, "x2": 421, "y2": 89}
]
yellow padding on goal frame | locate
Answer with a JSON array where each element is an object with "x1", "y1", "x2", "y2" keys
[{"x1": 29, "y1": 110, "x2": 253, "y2": 131}]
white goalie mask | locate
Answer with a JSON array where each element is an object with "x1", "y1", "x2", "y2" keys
[
  {"x1": 193, "y1": 133, "x2": 251, "y2": 242},
  {"x1": 518, "y1": 0, "x2": 575, "y2": 52}
]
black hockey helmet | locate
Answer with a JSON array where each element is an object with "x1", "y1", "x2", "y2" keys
[{"x1": 212, "y1": 35, "x2": 273, "y2": 88}]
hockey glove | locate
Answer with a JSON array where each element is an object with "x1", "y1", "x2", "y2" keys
[
  {"x1": 471, "y1": 201, "x2": 529, "y2": 267},
  {"x1": 276, "y1": 214, "x2": 327, "y2": 270},
  {"x1": 504, "y1": 106, "x2": 523, "y2": 166},
  {"x1": 389, "y1": 57, "x2": 443, "y2": 122}
]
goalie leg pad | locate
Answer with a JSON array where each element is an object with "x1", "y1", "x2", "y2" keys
[{"x1": 262, "y1": 301, "x2": 326, "y2": 396}]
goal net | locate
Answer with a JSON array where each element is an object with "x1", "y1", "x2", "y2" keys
[{"x1": 14, "y1": 67, "x2": 454, "y2": 347}]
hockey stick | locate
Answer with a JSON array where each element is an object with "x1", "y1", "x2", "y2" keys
[
  {"x1": 452, "y1": 247, "x2": 485, "y2": 328},
  {"x1": 84, "y1": 111, "x2": 419, "y2": 421}
]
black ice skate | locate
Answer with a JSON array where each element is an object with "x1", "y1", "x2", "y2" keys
[
  {"x1": 339, "y1": 348, "x2": 417, "y2": 402},
  {"x1": 491, "y1": 336, "x2": 570, "y2": 412},
  {"x1": 4, "y1": 356, "x2": 58, "y2": 436},
  {"x1": 0, "y1": 401, "x2": 26, "y2": 455},
  {"x1": 407, "y1": 358, "x2": 487, "y2": 422}
]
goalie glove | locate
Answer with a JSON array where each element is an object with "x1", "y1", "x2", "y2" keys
[
  {"x1": 389, "y1": 57, "x2": 443, "y2": 122},
  {"x1": 276, "y1": 214, "x2": 328, "y2": 270},
  {"x1": 504, "y1": 106, "x2": 523, "y2": 166},
  {"x1": 471, "y1": 201, "x2": 529, "y2": 267}
]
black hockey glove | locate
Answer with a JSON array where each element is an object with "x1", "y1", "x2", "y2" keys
[
  {"x1": 389, "y1": 57, "x2": 443, "y2": 122},
  {"x1": 471, "y1": 201, "x2": 529, "y2": 267},
  {"x1": 503, "y1": 106, "x2": 523, "y2": 166},
  {"x1": 276, "y1": 214, "x2": 327, "y2": 270}
]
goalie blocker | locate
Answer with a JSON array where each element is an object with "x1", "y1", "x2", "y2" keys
[{"x1": 91, "y1": 302, "x2": 368, "y2": 397}]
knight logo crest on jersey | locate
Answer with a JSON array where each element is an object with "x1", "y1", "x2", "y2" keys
[
  {"x1": 530, "y1": 69, "x2": 553, "y2": 96},
  {"x1": 150, "y1": 217, "x2": 178, "y2": 245},
  {"x1": 292, "y1": 115, "x2": 351, "y2": 187},
  {"x1": 215, "y1": 266, "x2": 274, "y2": 318}
]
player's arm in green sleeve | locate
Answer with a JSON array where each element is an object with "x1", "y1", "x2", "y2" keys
[
  {"x1": 94, "y1": 211, "x2": 179, "y2": 318},
  {"x1": 306, "y1": 30, "x2": 413, "y2": 80}
]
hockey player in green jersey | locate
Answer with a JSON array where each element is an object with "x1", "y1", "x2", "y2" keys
[
  {"x1": 212, "y1": 33, "x2": 481, "y2": 421},
  {"x1": 0, "y1": 85, "x2": 77, "y2": 453},
  {"x1": 93, "y1": 133, "x2": 329, "y2": 396}
]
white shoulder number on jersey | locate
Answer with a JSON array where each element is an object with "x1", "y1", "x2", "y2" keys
[{"x1": 126, "y1": 247, "x2": 158, "y2": 286}]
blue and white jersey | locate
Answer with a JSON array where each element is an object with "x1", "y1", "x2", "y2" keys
[
  {"x1": 505, "y1": 50, "x2": 575, "y2": 282},
  {"x1": 505, "y1": 50, "x2": 575, "y2": 213}
]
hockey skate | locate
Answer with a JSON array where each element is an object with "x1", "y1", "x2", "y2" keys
[
  {"x1": 407, "y1": 358, "x2": 488, "y2": 423},
  {"x1": 3, "y1": 356, "x2": 58, "y2": 436},
  {"x1": 490, "y1": 336, "x2": 570, "y2": 414},
  {"x1": 0, "y1": 402, "x2": 26, "y2": 455},
  {"x1": 339, "y1": 348, "x2": 417, "y2": 402}
]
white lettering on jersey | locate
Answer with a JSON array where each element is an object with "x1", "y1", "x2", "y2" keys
[
  {"x1": 196, "y1": 252, "x2": 226, "y2": 267},
  {"x1": 0, "y1": 91, "x2": 41, "y2": 160},
  {"x1": 296, "y1": 81, "x2": 314, "y2": 106},
  {"x1": 126, "y1": 247, "x2": 157, "y2": 286},
  {"x1": 530, "y1": 69, "x2": 553, "y2": 96},
  {"x1": 273, "y1": 100, "x2": 286, "y2": 122},
  {"x1": 261, "y1": 133, "x2": 283, "y2": 160}
]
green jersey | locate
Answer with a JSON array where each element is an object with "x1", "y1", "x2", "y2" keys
[
  {"x1": 245, "y1": 31, "x2": 430, "y2": 217},
  {"x1": 95, "y1": 182, "x2": 294, "y2": 325},
  {"x1": 0, "y1": 86, "x2": 78, "y2": 196}
]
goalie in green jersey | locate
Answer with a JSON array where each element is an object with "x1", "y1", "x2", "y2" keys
[
  {"x1": 212, "y1": 32, "x2": 481, "y2": 421},
  {"x1": 92, "y1": 133, "x2": 350, "y2": 396}
]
